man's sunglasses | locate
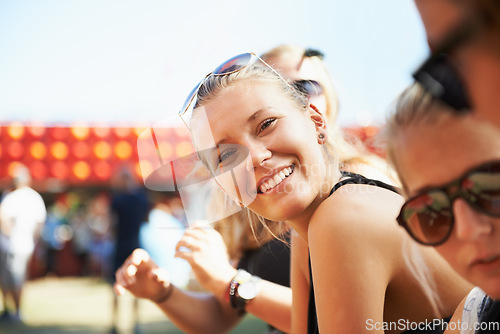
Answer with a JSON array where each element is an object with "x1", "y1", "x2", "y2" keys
[
  {"x1": 397, "y1": 160, "x2": 500, "y2": 246},
  {"x1": 412, "y1": 18, "x2": 481, "y2": 112},
  {"x1": 178, "y1": 52, "x2": 291, "y2": 129}
]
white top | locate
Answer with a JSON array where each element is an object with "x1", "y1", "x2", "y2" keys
[
  {"x1": 0, "y1": 187, "x2": 47, "y2": 254},
  {"x1": 460, "y1": 287, "x2": 488, "y2": 334}
]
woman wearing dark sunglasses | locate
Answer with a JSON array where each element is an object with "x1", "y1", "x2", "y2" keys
[
  {"x1": 386, "y1": 83, "x2": 500, "y2": 333},
  {"x1": 414, "y1": 0, "x2": 500, "y2": 127},
  {"x1": 172, "y1": 52, "x2": 470, "y2": 333}
]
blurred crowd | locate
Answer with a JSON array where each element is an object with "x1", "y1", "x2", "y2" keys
[
  {"x1": 32, "y1": 186, "x2": 188, "y2": 280},
  {"x1": 0, "y1": 165, "x2": 191, "y2": 325}
]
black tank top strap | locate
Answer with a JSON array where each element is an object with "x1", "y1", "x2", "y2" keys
[
  {"x1": 330, "y1": 171, "x2": 400, "y2": 196},
  {"x1": 307, "y1": 172, "x2": 400, "y2": 334}
]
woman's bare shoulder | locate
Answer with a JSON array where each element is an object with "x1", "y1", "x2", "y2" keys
[
  {"x1": 311, "y1": 182, "x2": 403, "y2": 230},
  {"x1": 308, "y1": 182, "x2": 406, "y2": 269}
]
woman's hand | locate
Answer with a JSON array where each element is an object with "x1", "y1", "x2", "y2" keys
[
  {"x1": 175, "y1": 224, "x2": 237, "y2": 297},
  {"x1": 114, "y1": 248, "x2": 171, "y2": 302}
]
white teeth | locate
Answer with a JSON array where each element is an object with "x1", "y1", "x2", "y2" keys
[
  {"x1": 259, "y1": 166, "x2": 294, "y2": 193},
  {"x1": 268, "y1": 179, "x2": 277, "y2": 188}
]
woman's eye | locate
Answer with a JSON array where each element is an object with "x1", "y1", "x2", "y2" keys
[
  {"x1": 218, "y1": 150, "x2": 235, "y2": 164},
  {"x1": 258, "y1": 118, "x2": 276, "y2": 134}
]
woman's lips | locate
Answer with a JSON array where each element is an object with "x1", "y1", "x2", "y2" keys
[{"x1": 471, "y1": 254, "x2": 500, "y2": 271}]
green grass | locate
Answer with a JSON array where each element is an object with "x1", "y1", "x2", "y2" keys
[{"x1": 0, "y1": 277, "x2": 267, "y2": 333}]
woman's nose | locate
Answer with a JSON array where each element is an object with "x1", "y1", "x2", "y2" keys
[
  {"x1": 246, "y1": 140, "x2": 272, "y2": 170},
  {"x1": 453, "y1": 198, "x2": 493, "y2": 241}
]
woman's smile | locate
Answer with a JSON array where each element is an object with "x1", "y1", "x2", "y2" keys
[{"x1": 257, "y1": 164, "x2": 294, "y2": 194}]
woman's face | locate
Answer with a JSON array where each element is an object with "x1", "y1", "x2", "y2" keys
[
  {"x1": 192, "y1": 80, "x2": 329, "y2": 223},
  {"x1": 394, "y1": 114, "x2": 500, "y2": 298},
  {"x1": 268, "y1": 54, "x2": 328, "y2": 117}
]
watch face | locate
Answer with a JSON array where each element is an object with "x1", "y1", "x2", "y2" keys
[{"x1": 238, "y1": 282, "x2": 258, "y2": 300}]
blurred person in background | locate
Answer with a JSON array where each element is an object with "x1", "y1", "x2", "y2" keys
[
  {"x1": 86, "y1": 192, "x2": 114, "y2": 278},
  {"x1": 40, "y1": 195, "x2": 70, "y2": 275},
  {"x1": 113, "y1": 45, "x2": 403, "y2": 334},
  {"x1": 0, "y1": 164, "x2": 46, "y2": 323},
  {"x1": 109, "y1": 166, "x2": 151, "y2": 334},
  {"x1": 139, "y1": 194, "x2": 191, "y2": 288},
  {"x1": 72, "y1": 205, "x2": 93, "y2": 276},
  {"x1": 414, "y1": 0, "x2": 500, "y2": 126}
]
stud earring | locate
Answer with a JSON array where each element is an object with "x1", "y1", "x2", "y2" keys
[{"x1": 318, "y1": 133, "x2": 325, "y2": 140}]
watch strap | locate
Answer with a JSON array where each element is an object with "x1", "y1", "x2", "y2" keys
[{"x1": 227, "y1": 269, "x2": 257, "y2": 315}]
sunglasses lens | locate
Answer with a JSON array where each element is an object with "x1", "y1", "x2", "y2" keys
[
  {"x1": 413, "y1": 54, "x2": 471, "y2": 112},
  {"x1": 401, "y1": 190, "x2": 453, "y2": 245},
  {"x1": 292, "y1": 80, "x2": 323, "y2": 97},
  {"x1": 213, "y1": 53, "x2": 252, "y2": 75},
  {"x1": 463, "y1": 165, "x2": 500, "y2": 216}
]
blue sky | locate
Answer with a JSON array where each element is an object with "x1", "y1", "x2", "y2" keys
[{"x1": 0, "y1": 0, "x2": 428, "y2": 127}]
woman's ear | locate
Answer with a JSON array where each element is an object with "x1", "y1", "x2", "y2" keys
[{"x1": 309, "y1": 104, "x2": 328, "y2": 144}]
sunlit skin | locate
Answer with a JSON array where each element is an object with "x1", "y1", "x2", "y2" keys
[
  {"x1": 415, "y1": 0, "x2": 500, "y2": 128},
  {"x1": 192, "y1": 80, "x2": 334, "y2": 237},
  {"x1": 393, "y1": 114, "x2": 500, "y2": 299}
]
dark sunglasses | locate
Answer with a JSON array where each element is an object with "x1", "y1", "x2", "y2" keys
[
  {"x1": 303, "y1": 48, "x2": 325, "y2": 59},
  {"x1": 292, "y1": 79, "x2": 324, "y2": 98},
  {"x1": 412, "y1": 18, "x2": 481, "y2": 113},
  {"x1": 397, "y1": 160, "x2": 500, "y2": 246}
]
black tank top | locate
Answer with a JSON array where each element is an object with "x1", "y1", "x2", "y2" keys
[
  {"x1": 306, "y1": 173, "x2": 451, "y2": 334},
  {"x1": 307, "y1": 172, "x2": 399, "y2": 334}
]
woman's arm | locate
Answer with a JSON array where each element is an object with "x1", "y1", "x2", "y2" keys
[
  {"x1": 445, "y1": 287, "x2": 487, "y2": 334},
  {"x1": 308, "y1": 185, "x2": 404, "y2": 333},
  {"x1": 114, "y1": 249, "x2": 241, "y2": 334},
  {"x1": 175, "y1": 226, "x2": 292, "y2": 333},
  {"x1": 444, "y1": 295, "x2": 467, "y2": 334},
  {"x1": 291, "y1": 230, "x2": 310, "y2": 334}
]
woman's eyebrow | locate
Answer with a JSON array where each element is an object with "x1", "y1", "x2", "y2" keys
[{"x1": 248, "y1": 107, "x2": 272, "y2": 122}]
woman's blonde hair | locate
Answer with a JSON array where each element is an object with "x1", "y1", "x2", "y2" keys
[
  {"x1": 384, "y1": 82, "x2": 463, "y2": 317},
  {"x1": 384, "y1": 83, "x2": 457, "y2": 191}
]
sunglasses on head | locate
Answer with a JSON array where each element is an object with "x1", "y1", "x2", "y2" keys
[
  {"x1": 412, "y1": 18, "x2": 481, "y2": 113},
  {"x1": 397, "y1": 160, "x2": 500, "y2": 246},
  {"x1": 292, "y1": 79, "x2": 324, "y2": 98},
  {"x1": 178, "y1": 52, "x2": 292, "y2": 130}
]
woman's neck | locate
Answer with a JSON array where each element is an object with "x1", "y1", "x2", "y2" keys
[{"x1": 286, "y1": 167, "x2": 341, "y2": 242}]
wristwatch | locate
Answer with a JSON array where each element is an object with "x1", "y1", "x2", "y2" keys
[{"x1": 228, "y1": 269, "x2": 262, "y2": 314}]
